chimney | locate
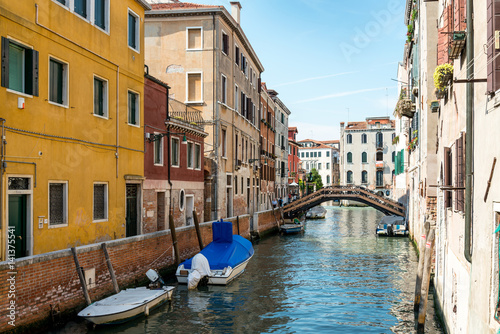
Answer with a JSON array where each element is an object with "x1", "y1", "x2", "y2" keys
[{"x1": 230, "y1": 2, "x2": 242, "y2": 25}]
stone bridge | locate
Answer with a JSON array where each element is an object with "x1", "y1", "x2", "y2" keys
[{"x1": 283, "y1": 186, "x2": 406, "y2": 218}]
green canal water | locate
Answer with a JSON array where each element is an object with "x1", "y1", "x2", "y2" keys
[{"x1": 49, "y1": 206, "x2": 443, "y2": 333}]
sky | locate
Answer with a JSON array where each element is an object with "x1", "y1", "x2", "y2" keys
[{"x1": 179, "y1": 0, "x2": 406, "y2": 141}]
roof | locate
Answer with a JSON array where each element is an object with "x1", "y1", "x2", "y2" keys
[
  {"x1": 288, "y1": 127, "x2": 298, "y2": 132},
  {"x1": 344, "y1": 118, "x2": 395, "y2": 130},
  {"x1": 151, "y1": 2, "x2": 221, "y2": 10},
  {"x1": 299, "y1": 144, "x2": 331, "y2": 150},
  {"x1": 136, "y1": 0, "x2": 152, "y2": 10},
  {"x1": 320, "y1": 140, "x2": 339, "y2": 144}
]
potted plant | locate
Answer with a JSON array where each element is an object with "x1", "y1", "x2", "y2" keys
[
  {"x1": 433, "y1": 63, "x2": 453, "y2": 90},
  {"x1": 435, "y1": 88, "x2": 447, "y2": 99},
  {"x1": 392, "y1": 135, "x2": 400, "y2": 145}
]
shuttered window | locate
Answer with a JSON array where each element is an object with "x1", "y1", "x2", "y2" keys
[
  {"x1": 455, "y1": 134, "x2": 465, "y2": 212},
  {"x1": 128, "y1": 91, "x2": 139, "y2": 125},
  {"x1": 1, "y1": 37, "x2": 39, "y2": 96},
  {"x1": 94, "y1": 77, "x2": 107, "y2": 117},
  {"x1": 49, "y1": 58, "x2": 67, "y2": 105},
  {"x1": 49, "y1": 183, "x2": 66, "y2": 226},
  {"x1": 171, "y1": 137, "x2": 179, "y2": 166},
  {"x1": 222, "y1": 32, "x2": 229, "y2": 55},
  {"x1": 187, "y1": 28, "x2": 202, "y2": 49},
  {"x1": 195, "y1": 144, "x2": 201, "y2": 169},
  {"x1": 235, "y1": 45, "x2": 240, "y2": 65},
  {"x1": 128, "y1": 10, "x2": 139, "y2": 51},
  {"x1": 487, "y1": 0, "x2": 500, "y2": 93},
  {"x1": 444, "y1": 147, "x2": 452, "y2": 208},
  {"x1": 187, "y1": 73, "x2": 202, "y2": 102}
]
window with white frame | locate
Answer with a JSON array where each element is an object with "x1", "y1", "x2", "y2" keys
[
  {"x1": 93, "y1": 76, "x2": 108, "y2": 117},
  {"x1": 187, "y1": 142, "x2": 194, "y2": 168},
  {"x1": 49, "y1": 182, "x2": 67, "y2": 226},
  {"x1": 53, "y1": 0, "x2": 109, "y2": 32},
  {"x1": 74, "y1": 0, "x2": 89, "y2": 19},
  {"x1": 171, "y1": 137, "x2": 180, "y2": 166},
  {"x1": 235, "y1": 85, "x2": 239, "y2": 112},
  {"x1": 222, "y1": 128, "x2": 227, "y2": 157},
  {"x1": 128, "y1": 9, "x2": 139, "y2": 52},
  {"x1": 187, "y1": 27, "x2": 202, "y2": 50},
  {"x1": 93, "y1": 183, "x2": 108, "y2": 221},
  {"x1": 94, "y1": 0, "x2": 108, "y2": 31},
  {"x1": 221, "y1": 74, "x2": 227, "y2": 104},
  {"x1": 187, "y1": 72, "x2": 202, "y2": 103},
  {"x1": 222, "y1": 31, "x2": 229, "y2": 55},
  {"x1": 49, "y1": 57, "x2": 68, "y2": 106},
  {"x1": 195, "y1": 143, "x2": 201, "y2": 169},
  {"x1": 235, "y1": 45, "x2": 240, "y2": 65},
  {"x1": 128, "y1": 90, "x2": 139, "y2": 126},
  {"x1": 154, "y1": 134, "x2": 163, "y2": 165},
  {"x1": 1, "y1": 38, "x2": 39, "y2": 96}
]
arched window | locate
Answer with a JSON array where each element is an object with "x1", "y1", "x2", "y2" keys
[
  {"x1": 362, "y1": 152, "x2": 367, "y2": 163},
  {"x1": 392, "y1": 151, "x2": 395, "y2": 162},
  {"x1": 347, "y1": 134, "x2": 352, "y2": 144},
  {"x1": 361, "y1": 170, "x2": 368, "y2": 184},
  {"x1": 376, "y1": 151, "x2": 383, "y2": 161},
  {"x1": 347, "y1": 152, "x2": 352, "y2": 163},
  {"x1": 347, "y1": 171, "x2": 353, "y2": 184},
  {"x1": 361, "y1": 133, "x2": 367, "y2": 144},
  {"x1": 376, "y1": 132, "x2": 383, "y2": 148}
]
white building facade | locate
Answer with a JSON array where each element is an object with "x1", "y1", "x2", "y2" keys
[{"x1": 298, "y1": 140, "x2": 336, "y2": 187}]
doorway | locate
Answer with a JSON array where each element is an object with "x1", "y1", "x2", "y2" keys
[
  {"x1": 186, "y1": 195, "x2": 194, "y2": 226},
  {"x1": 8, "y1": 195, "x2": 27, "y2": 258},
  {"x1": 126, "y1": 184, "x2": 139, "y2": 237}
]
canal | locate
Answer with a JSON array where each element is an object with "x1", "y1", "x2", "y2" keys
[{"x1": 48, "y1": 206, "x2": 443, "y2": 333}]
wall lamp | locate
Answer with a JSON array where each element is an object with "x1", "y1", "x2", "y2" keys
[{"x1": 146, "y1": 132, "x2": 188, "y2": 144}]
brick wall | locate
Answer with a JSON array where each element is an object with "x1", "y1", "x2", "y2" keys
[{"x1": 0, "y1": 210, "x2": 276, "y2": 333}]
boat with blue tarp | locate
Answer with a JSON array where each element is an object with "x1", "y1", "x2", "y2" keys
[{"x1": 176, "y1": 219, "x2": 254, "y2": 288}]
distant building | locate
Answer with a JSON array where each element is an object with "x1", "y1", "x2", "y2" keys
[
  {"x1": 143, "y1": 74, "x2": 207, "y2": 232},
  {"x1": 288, "y1": 127, "x2": 300, "y2": 184},
  {"x1": 339, "y1": 117, "x2": 396, "y2": 197},
  {"x1": 298, "y1": 139, "x2": 339, "y2": 187},
  {"x1": 258, "y1": 84, "x2": 276, "y2": 211}
]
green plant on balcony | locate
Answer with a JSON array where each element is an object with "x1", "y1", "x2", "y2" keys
[
  {"x1": 433, "y1": 63, "x2": 453, "y2": 90},
  {"x1": 407, "y1": 136, "x2": 418, "y2": 151},
  {"x1": 407, "y1": 23, "x2": 414, "y2": 43},
  {"x1": 392, "y1": 135, "x2": 400, "y2": 145},
  {"x1": 435, "y1": 88, "x2": 447, "y2": 99}
]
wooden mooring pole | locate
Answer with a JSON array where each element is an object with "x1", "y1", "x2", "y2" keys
[
  {"x1": 71, "y1": 247, "x2": 91, "y2": 306},
  {"x1": 169, "y1": 211, "x2": 180, "y2": 265},
  {"x1": 193, "y1": 209, "x2": 204, "y2": 250},
  {"x1": 101, "y1": 243, "x2": 120, "y2": 294},
  {"x1": 416, "y1": 227, "x2": 436, "y2": 333},
  {"x1": 236, "y1": 216, "x2": 241, "y2": 235},
  {"x1": 414, "y1": 221, "x2": 430, "y2": 320}
]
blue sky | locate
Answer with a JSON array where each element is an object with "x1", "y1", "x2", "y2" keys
[{"x1": 187, "y1": 0, "x2": 406, "y2": 140}]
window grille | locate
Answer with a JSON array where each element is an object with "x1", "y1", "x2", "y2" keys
[{"x1": 50, "y1": 183, "x2": 65, "y2": 225}]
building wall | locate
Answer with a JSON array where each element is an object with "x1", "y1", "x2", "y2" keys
[
  {"x1": 299, "y1": 146, "x2": 335, "y2": 187},
  {"x1": 0, "y1": 0, "x2": 148, "y2": 260}
]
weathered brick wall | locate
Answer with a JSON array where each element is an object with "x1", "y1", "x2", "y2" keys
[
  {"x1": 0, "y1": 210, "x2": 274, "y2": 333},
  {"x1": 257, "y1": 209, "x2": 279, "y2": 234}
]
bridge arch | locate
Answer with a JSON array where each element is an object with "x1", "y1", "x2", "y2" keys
[{"x1": 283, "y1": 186, "x2": 406, "y2": 218}]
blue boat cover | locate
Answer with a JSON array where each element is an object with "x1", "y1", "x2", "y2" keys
[{"x1": 181, "y1": 220, "x2": 254, "y2": 270}]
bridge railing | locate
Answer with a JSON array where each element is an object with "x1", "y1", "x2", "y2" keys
[{"x1": 283, "y1": 186, "x2": 405, "y2": 216}]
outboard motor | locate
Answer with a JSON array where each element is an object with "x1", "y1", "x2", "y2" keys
[{"x1": 146, "y1": 269, "x2": 165, "y2": 286}]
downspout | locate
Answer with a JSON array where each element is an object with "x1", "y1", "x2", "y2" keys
[
  {"x1": 464, "y1": 0, "x2": 474, "y2": 263},
  {"x1": 116, "y1": 67, "x2": 120, "y2": 178},
  {"x1": 166, "y1": 84, "x2": 173, "y2": 214},
  {"x1": 0, "y1": 118, "x2": 5, "y2": 260}
]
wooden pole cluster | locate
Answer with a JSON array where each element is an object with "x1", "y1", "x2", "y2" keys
[
  {"x1": 193, "y1": 209, "x2": 204, "y2": 250},
  {"x1": 71, "y1": 247, "x2": 92, "y2": 306},
  {"x1": 169, "y1": 210, "x2": 180, "y2": 265},
  {"x1": 414, "y1": 222, "x2": 430, "y2": 317},
  {"x1": 415, "y1": 224, "x2": 436, "y2": 333},
  {"x1": 101, "y1": 243, "x2": 120, "y2": 294}
]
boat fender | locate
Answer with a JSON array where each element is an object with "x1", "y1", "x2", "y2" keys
[{"x1": 144, "y1": 304, "x2": 149, "y2": 317}]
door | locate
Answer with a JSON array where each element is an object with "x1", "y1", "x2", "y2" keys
[
  {"x1": 8, "y1": 195, "x2": 27, "y2": 258},
  {"x1": 186, "y1": 196, "x2": 194, "y2": 226},
  {"x1": 126, "y1": 184, "x2": 138, "y2": 237}
]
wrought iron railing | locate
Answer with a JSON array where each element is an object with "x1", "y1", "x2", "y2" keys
[{"x1": 168, "y1": 98, "x2": 205, "y2": 125}]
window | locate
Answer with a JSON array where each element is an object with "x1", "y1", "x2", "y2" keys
[
  {"x1": 318, "y1": 163, "x2": 322, "y2": 170},
  {"x1": 187, "y1": 27, "x2": 202, "y2": 50},
  {"x1": 301, "y1": 152, "x2": 304, "y2": 158},
  {"x1": 49, "y1": 58, "x2": 68, "y2": 106},
  {"x1": 75, "y1": 0, "x2": 88, "y2": 19},
  {"x1": 94, "y1": 0, "x2": 107, "y2": 30},
  {"x1": 171, "y1": 137, "x2": 180, "y2": 167},
  {"x1": 314, "y1": 152, "x2": 317, "y2": 158},
  {"x1": 326, "y1": 151, "x2": 330, "y2": 157},
  {"x1": 347, "y1": 134, "x2": 352, "y2": 144},
  {"x1": 376, "y1": 132, "x2": 383, "y2": 148},
  {"x1": 179, "y1": 189, "x2": 185, "y2": 211},
  {"x1": 221, "y1": 74, "x2": 227, "y2": 104},
  {"x1": 187, "y1": 142, "x2": 193, "y2": 168},
  {"x1": 235, "y1": 45, "x2": 240, "y2": 65},
  {"x1": 222, "y1": 128, "x2": 227, "y2": 157},
  {"x1": 93, "y1": 183, "x2": 108, "y2": 221},
  {"x1": 376, "y1": 171, "x2": 384, "y2": 187},
  {"x1": 347, "y1": 152, "x2": 352, "y2": 163},
  {"x1": 55, "y1": 0, "x2": 67, "y2": 5},
  {"x1": 49, "y1": 182, "x2": 67, "y2": 226},
  {"x1": 362, "y1": 171, "x2": 368, "y2": 184},
  {"x1": 362, "y1": 133, "x2": 367, "y2": 144},
  {"x1": 376, "y1": 151, "x2": 383, "y2": 161},
  {"x1": 362, "y1": 152, "x2": 367, "y2": 163},
  {"x1": 241, "y1": 53, "x2": 247, "y2": 76},
  {"x1": 326, "y1": 175, "x2": 330, "y2": 184},
  {"x1": 235, "y1": 85, "x2": 239, "y2": 111},
  {"x1": 187, "y1": 72, "x2": 202, "y2": 103},
  {"x1": 222, "y1": 31, "x2": 229, "y2": 55},
  {"x1": 93, "y1": 76, "x2": 108, "y2": 117},
  {"x1": 392, "y1": 151, "x2": 395, "y2": 163},
  {"x1": 347, "y1": 171, "x2": 353, "y2": 184},
  {"x1": 195, "y1": 143, "x2": 201, "y2": 169},
  {"x1": 128, "y1": 91, "x2": 139, "y2": 126},
  {"x1": 318, "y1": 152, "x2": 322, "y2": 158},
  {"x1": 154, "y1": 134, "x2": 163, "y2": 165},
  {"x1": 327, "y1": 163, "x2": 330, "y2": 169},
  {"x1": 128, "y1": 9, "x2": 139, "y2": 51},
  {"x1": 1, "y1": 38, "x2": 39, "y2": 96},
  {"x1": 306, "y1": 152, "x2": 309, "y2": 158}
]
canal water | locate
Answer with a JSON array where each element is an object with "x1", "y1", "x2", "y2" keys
[{"x1": 49, "y1": 206, "x2": 443, "y2": 334}]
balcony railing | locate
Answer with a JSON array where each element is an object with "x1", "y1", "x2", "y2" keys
[{"x1": 168, "y1": 98, "x2": 205, "y2": 125}]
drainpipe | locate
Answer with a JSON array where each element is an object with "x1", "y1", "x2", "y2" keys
[
  {"x1": 0, "y1": 118, "x2": 5, "y2": 259},
  {"x1": 464, "y1": 0, "x2": 474, "y2": 263},
  {"x1": 166, "y1": 84, "x2": 173, "y2": 214},
  {"x1": 212, "y1": 13, "x2": 219, "y2": 220}
]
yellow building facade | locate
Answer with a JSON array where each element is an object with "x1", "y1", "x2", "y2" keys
[{"x1": 0, "y1": 0, "x2": 151, "y2": 260}]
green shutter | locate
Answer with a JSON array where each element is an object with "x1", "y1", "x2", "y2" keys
[{"x1": 1, "y1": 37, "x2": 9, "y2": 88}]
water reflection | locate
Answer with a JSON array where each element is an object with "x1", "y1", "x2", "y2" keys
[{"x1": 48, "y1": 206, "x2": 442, "y2": 334}]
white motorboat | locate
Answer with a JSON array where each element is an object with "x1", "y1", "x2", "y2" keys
[
  {"x1": 176, "y1": 219, "x2": 254, "y2": 287},
  {"x1": 376, "y1": 215, "x2": 408, "y2": 236},
  {"x1": 78, "y1": 270, "x2": 174, "y2": 325},
  {"x1": 306, "y1": 206, "x2": 327, "y2": 219}
]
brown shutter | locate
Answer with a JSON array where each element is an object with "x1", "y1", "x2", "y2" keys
[
  {"x1": 488, "y1": 0, "x2": 500, "y2": 93},
  {"x1": 456, "y1": 134, "x2": 465, "y2": 211},
  {"x1": 1, "y1": 37, "x2": 9, "y2": 88},
  {"x1": 26, "y1": 49, "x2": 39, "y2": 96},
  {"x1": 444, "y1": 147, "x2": 452, "y2": 208}
]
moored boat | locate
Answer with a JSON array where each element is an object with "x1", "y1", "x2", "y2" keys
[
  {"x1": 280, "y1": 218, "x2": 304, "y2": 234},
  {"x1": 176, "y1": 219, "x2": 254, "y2": 287},
  {"x1": 78, "y1": 270, "x2": 174, "y2": 325},
  {"x1": 306, "y1": 206, "x2": 327, "y2": 219},
  {"x1": 376, "y1": 215, "x2": 408, "y2": 236}
]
